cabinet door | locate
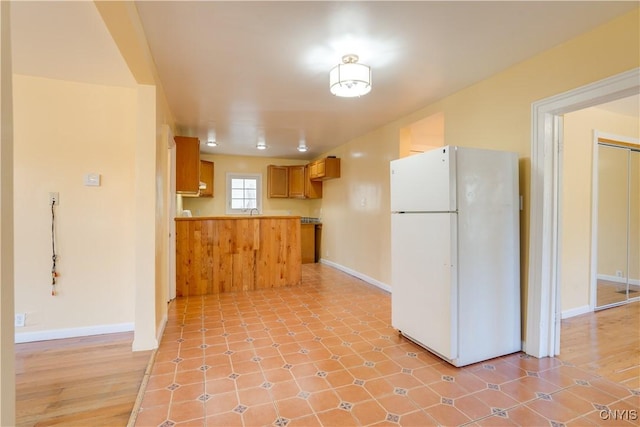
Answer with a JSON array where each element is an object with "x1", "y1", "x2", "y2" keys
[
  {"x1": 316, "y1": 159, "x2": 326, "y2": 177},
  {"x1": 304, "y1": 165, "x2": 322, "y2": 199},
  {"x1": 323, "y1": 157, "x2": 341, "y2": 179},
  {"x1": 309, "y1": 161, "x2": 319, "y2": 179},
  {"x1": 309, "y1": 158, "x2": 341, "y2": 181},
  {"x1": 199, "y1": 160, "x2": 214, "y2": 197},
  {"x1": 288, "y1": 165, "x2": 306, "y2": 198},
  {"x1": 301, "y1": 224, "x2": 315, "y2": 264},
  {"x1": 175, "y1": 136, "x2": 200, "y2": 194},
  {"x1": 267, "y1": 165, "x2": 289, "y2": 198}
]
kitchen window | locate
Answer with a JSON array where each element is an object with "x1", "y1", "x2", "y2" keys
[{"x1": 226, "y1": 173, "x2": 262, "y2": 214}]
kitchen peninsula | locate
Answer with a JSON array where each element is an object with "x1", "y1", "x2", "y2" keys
[{"x1": 175, "y1": 216, "x2": 301, "y2": 296}]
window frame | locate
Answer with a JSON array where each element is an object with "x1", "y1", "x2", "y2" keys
[{"x1": 225, "y1": 173, "x2": 262, "y2": 215}]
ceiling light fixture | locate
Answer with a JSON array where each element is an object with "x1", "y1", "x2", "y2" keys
[
  {"x1": 256, "y1": 141, "x2": 267, "y2": 150},
  {"x1": 207, "y1": 140, "x2": 218, "y2": 147},
  {"x1": 297, "y1": 142, "x2": 308, "y2": 152},
  {"x1": 329, "y1": 54, "x2": 371, "y2": 98}
]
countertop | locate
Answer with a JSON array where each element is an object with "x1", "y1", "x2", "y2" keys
[{"x1": 175, "y1": 216, "x2": 301, "y2": 221}]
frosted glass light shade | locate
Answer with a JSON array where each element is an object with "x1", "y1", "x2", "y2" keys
[{"x1": 329, "y1": 57, "x2": 371, "y2": 97}]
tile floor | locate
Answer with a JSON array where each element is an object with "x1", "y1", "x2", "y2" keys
[{"x1": 134, "y1": 264, "x2": 639, "y2": 426}]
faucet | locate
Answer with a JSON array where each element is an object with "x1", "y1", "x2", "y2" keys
[{"x1": 249, "y1": 208, "x2": 259, "y2": 216}]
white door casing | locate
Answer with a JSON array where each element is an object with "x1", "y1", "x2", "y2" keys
[{"x1": 527, "y1": 68, "x2": 640, "y2": 358}]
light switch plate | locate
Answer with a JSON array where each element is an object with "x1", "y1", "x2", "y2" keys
[{"x1": 84, "y1": 173, "x2": 101, "y2": 187}]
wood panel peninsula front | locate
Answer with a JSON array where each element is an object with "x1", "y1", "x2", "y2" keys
[{"x1": 175, "y1": 216, "x2": 301, "y2": 296}]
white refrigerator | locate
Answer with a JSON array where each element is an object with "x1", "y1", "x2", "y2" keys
[{"x1": 390, "y1": 146, "x2": 521, "y2": 367}]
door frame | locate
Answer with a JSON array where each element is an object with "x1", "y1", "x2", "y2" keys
[
  {"x1": 163, "y1": 124, "x2": 177, "y2": 301},
  {"x1": 527, "y1": 68, "x2": 639, "y2": 358}
]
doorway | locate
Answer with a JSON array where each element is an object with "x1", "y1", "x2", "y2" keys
[
  {"x1": 594, "y1": 138, "x2": 640, "y2": 309},
  {"x1": 527, "y1": 67, "x2": 639, "y2": 359}
]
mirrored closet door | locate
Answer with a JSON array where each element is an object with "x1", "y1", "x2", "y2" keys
[{"x1": 596, "y1": 142, "x2": 640, "y2": 308}]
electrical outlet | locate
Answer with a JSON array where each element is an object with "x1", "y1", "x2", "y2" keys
[
  {"x1": 15, "y1": 313, "x2": 26, "y2": 327},
  {"x1": 616, "y1": 270, "x2": 623, "y2": 278},
  {"x1": 49, "y1": 192, "x2": 59, "y2": 206}
]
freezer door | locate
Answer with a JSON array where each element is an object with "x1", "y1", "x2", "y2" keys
[
  {"x1": 390, "y1": 147, "x2": 456, "y2": 212},
  {"x1": 391, "y1": 212, "x2": 458, "y2": 360}
]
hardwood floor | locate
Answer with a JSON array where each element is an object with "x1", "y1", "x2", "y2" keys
[
  {"x1": 560, "y1": 301, "x2": 640, "y2": 390},
  {"x1": 15, "y1": 332, "x2": 151, "y2": 427}
]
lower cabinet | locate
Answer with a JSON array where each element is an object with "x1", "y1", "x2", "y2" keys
[
  {"x1": 301, "y1": 223, "x2": 316, "y2": 264},
  {"x1": 176, "y1": 217, "x2": 302, "y2": 295}
]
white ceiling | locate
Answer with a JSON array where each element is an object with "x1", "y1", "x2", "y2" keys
[{"x1": 10, "y1": 1, "x2": 638, "y2": 159}]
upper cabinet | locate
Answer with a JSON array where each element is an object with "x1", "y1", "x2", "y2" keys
[
  {"x1": 267, "y1": 158, "x2": 339, "y2": 199},
  {"x1": 267, "y1": 164, "x2": 323, "y2": 199},
  {"x1": 267, "y1": 165, "x2": 289, "y2": 198},
  {"x1": 199, "y1": 160, "x2": 214, "y2": 198},
  {"x1": 309, "y1": 157, "x2": 340, "y2": 181},
  {"x1": 288, "y1": 165, "x2": 306, "y2": 199},
  {"x1": 175, "y1": 136, "x2": 200, "y2": 194},
  {"x1": 304, "y1": 165, "x2": 322, "y2": 199}
]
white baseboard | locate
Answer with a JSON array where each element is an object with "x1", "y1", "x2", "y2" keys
[
  {"x1": 561, "y1": 305, "x2": 591, "y2": 319},
  {"x1": 15, "y1": 322, "x2": 134, "y2": 344},
  {"x1": 156, "y1": 314, "x2": 168, "y2": 346},
  {"x1": 319, "y1": 259, "x2": 392, "y2": 293},
  {"x1": 598, "y1": 274, "x2": 640, "y2": 286}
]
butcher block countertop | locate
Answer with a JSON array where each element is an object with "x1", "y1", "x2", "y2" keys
[
  {"x1": 175, "y1": 215, "x2": 300, "y2": 220},
  {"x1": 175, "y1": 216, "x2": 301, "y2": 296}
]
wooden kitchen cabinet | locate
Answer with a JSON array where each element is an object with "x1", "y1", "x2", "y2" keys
[
  {"x1": 288, "y1": 165, "x2": 306, "y2": 198},
  {"x1": 304, "y1": 164, "x2": 322, "y2": 199},
  {"x1": 267, "y1": 165, "x2": 289, "y2": 198},
  {"x1": 199, "y1": 160, "x2": 214, "y2": 197},
  {"x1": 301, "y1": 223, "x2": 316, "y2": 264},
  {"x1": 269, "y1": 164, "x2": 321, "y2": 199},
  {"x1": 309, "y1": 157, "x2": 341, "y2": 181},
  {"x1": 175, "y1": 136, "x2": 200, "y2": 194},
  {"x1": 176, "y1": 216, "x2": 301, "y2": 295}
]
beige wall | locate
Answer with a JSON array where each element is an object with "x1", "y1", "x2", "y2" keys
[
  {"x1": 319, "y1": 126, "x2": 397, "y2": 285},
  {"x1": 13, "y1": 75, "x2": 137, "y2": 334},
  {"x1": 561, "y1": 108, "x2": 639, "y2": 312},
  {"x1": 133, "y1": 84, "x2": 159, "y2": 350},
  {"x1": 318, "y1": 9, "x2": 639, "y2": 336},
  {"x1": 0, "y1": 1, "x2": 15, "y2": 423},
  {"x1": 183, "y1": 154, "x2": 321, "y2": 218},
  {"x1": 96, "y1": 1, "x2": 176, "y2": 349}
]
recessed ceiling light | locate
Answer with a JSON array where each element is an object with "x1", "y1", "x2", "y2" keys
[
  {"x1": 207, "y1": 140, "x2": 218, "y2": 147},
  {"x1": 256, "y1": 141, "x2": 267, "y2": 150},
  {"x1": 297, "y1": 143, "x2": 308, "y2": 152}
]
